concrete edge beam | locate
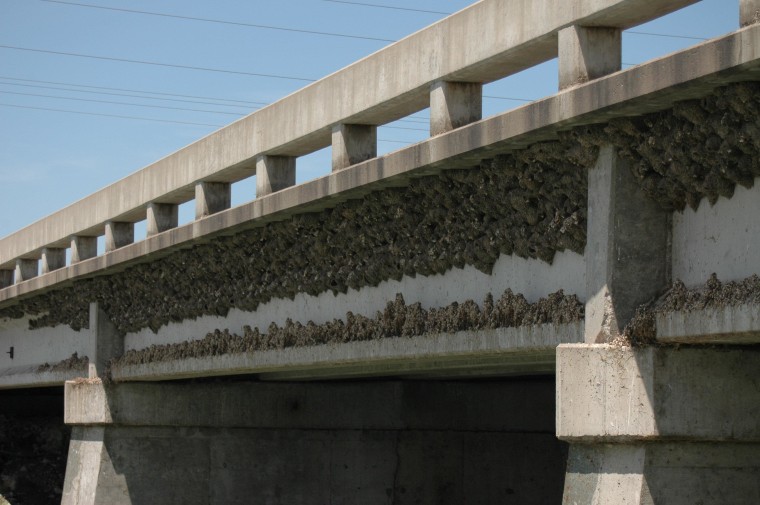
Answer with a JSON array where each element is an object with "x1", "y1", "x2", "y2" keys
[
  {"x1": 656, "y1": 304, "x2": 760, "y2": 344},
  {"x1": 556, "y1": 344, "x2": 760, "y2": 442},
  {"x1": 255, "y1": 155, "x2": 296, "y2": 197},
  {"x1": 195, "y1": 181, "x2": 231, "y2": 219},
  {"x1": 1, "y1": 25, "x2": 759, "y2": 303},
  {"x1": 331, "y1": 124, "x2": 377, "y2": 171},
  {"x1": 558, "y1": 25, "x2": 622, "y2": 90},
  {"x1": 64, "y1": 379, "x2": 557, "y2": 431},
  {"x1": 429, "y1": 80, "x2": 483, "y2": 136},
  {"x1": 70, "y1": 236, "x2": 97, "y2": 264},
  {"x1": 0, "y1": 364, "x2": 88, "y2": 390},
  {"x1": 146, "y1": 203, "x2": 178, "y2": 237},
  {"x1": 104, "y1": 221, "x2": 134, "y2": 253},
  {"x1": 110, "y1": 322, "x2": 583, "y2": 382}
]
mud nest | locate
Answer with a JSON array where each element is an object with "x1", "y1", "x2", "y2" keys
[
  {"x1": 624, "y1": 273, "x2": 760, "y2": 344},
  {"x1": 35, "y1": 352, "x2": 89, "y2": 374},
  {"x1": 114, "y1": 289, "x2": 583, "y2": 366}
]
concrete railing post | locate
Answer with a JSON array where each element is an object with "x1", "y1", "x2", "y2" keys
[
  {"x1": 104, "y1": 221, "x2": 134, "y2": 253},
  {"x1": 0, "y1": 270, "x2": 13, "y2": 289},
  {"x1": 41, "y1": 247, "x2": 66, "y2": 273},
  {"x1": 584, "y1": 146, "x2": 669, "y2": 343},
  {"x1": 146, "y1": 202, "x2": 178, "y2": 237},
  {"x1": 14, "y1": 258, "x2": 38, "y2": 283},
  {"x1": 741, "y1": 0, "x2": 760, "y2": 26},
  {"x1": 256, "y1": 155, "x2": 296, "y2": 197},
  {"x1": 331, "y1": 123, "x2": 377, "y2": 172},
  {"x1": 558, "y1": 25, "x2": 621, "y2": 90},
  {"x1": 70, "y1": 236, "x2": 97, "y2": 263},
  {"x1": 195, "y1": 181, "x2": 231, "y2": 219},
  {"x1": 429, "y1": 80, "x2": 482, "y2": 136}
]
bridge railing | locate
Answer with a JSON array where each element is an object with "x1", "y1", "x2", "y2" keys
[{"x1": 3, "y1": 0, "x2": 747, "y2": 290}]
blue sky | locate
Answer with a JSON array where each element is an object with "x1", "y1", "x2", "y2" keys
[{"x1": 0, "y1": 0, "x2": 738, "y2": 241}]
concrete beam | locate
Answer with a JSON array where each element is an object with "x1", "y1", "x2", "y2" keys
[
  {"x1": 558, "y1": 25, "x2": 622, "y2": 90},
  {"x1": 195, "y1": 181, "x2": 231, "y2": 219},
  {"x1": 88, "y1": 303, "x2": 124, "y2": 379},
  {"x1": 104, "y1": 221, "x2": 133, "y2": 253},
  {"x1": 15, "y1": 258, "x2": 38, "y2": 283},
  {"x1": 255, "y1": 155, "x2": 296, "y2": 197},
  {"x1": 556, "y1": 344, "x2": 760, "y2": 441},
  {"x1": 110, "y1": 322, "x2": 583, "y2": 382},
  {"x1": 429, "y1": 80, "x2": 482, "y2": 136},
  {"x1": 741, "y1": 0, "x2": 760, "y2": 26},
  {"x1": 1, "y1": 25, "x2": 758, "y2": 304},
  {"x1": 146, "y1": 203, "x2": 178, "y2": 237},
  {"x1": 331, "y1": 124, "x2": 377, "y2": 171},
  {"x1": 70, "y1": 236, "x2": 97, "y2": 264},
  {"x1": 0, "y1": 365, "x2": 88, "y2": 390},
  {"x1": 41, "y1": 247, "x2": 66, "y2": 274},
  {"x1": 584, "y1": 146, "x2": 669, "y2": 343},
  {"x1": 656, "y1": 304, "x2": 760, "y2": 344},
  {"x1": 0, "y1": 269, "x2": 13, "y2": 289}
]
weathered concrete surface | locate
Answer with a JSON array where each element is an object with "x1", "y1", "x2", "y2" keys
[
  {"x1": 104, "y1": 222, "x2": 133, "y2": 253},
  {"x1": 2, "y1": 25, "x2": 759, "y2": 302},
  {"x1": 0, "y1": 364, "x2": 86, "y2": 390},
  {"x1": 41, "y1": 247, "x2": 65, "y2": 274},
  {"x1": 15, "y1": 258, "x2": 37, "y2": 283},
  {"x1": 656, "y1": 303, "x2": 760, "y2": 344},
  {"x1": 556, "y1": 344, "x2": 760, "y2": 441},
  {"x1": 0, "y1": 316, "x2": 90, "y2": 373},
  {"x1": 194, "y1": 181, "x2": 231, "y2": 219},
  {"x1": 145, "y1": 203, "x2": 178, "y2": 237},
  {"x1": 255, "y1": 155, "x2": 295, "y2": 197},
  {"x1": 584, "y1": 146, "x2": 668, "y2": 343},
  {"x1": 331, "y1": 123, "x2": 376, "y2": 171},
  {"x1": 112, "y1": 322, "x2": 583, "y2": 382},
  {"x1": 672, "y1": 180, "x2": 760, "y2": 287},
  {"x1": 558, "y1": 25, "x2": 621, "y2": 90},
  {"x1": 429, "y1": 80, "x2": 482, "y2": 136},
  {"x1": 63, "y1": 378, "x2": 567, "y2": 505},
  {"x1": 69, "y1": 236, "x2": 96, "y2": 264}
]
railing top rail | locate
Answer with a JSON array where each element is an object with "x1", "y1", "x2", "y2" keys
[{"x1": 0, "y1": 0, "x2": 699, "y2": 268}]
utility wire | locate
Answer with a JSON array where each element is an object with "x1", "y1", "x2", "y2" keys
[
  {"x1": 322, "y1": 0, "x2": 450, "y2": 15},
  {"x1": 0, "y1": 90, "x2": 250, "y2": 116},
  {"x1": 40, "y1": 0, "x2": 394, "y2": 43},
  {"x1": 0, "y1": 75, "x2": 266, "y2": 106},
  {"x1": 0, "y1": 103, "x2": 224, "y2": 127},
  {"x1": 626, "y1": 30, "x2": 707, "y2": 41},
  {"x1": 0, "y1": 45, "x2": 317, "y2": 82}
]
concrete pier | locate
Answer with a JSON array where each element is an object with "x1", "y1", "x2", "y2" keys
[
  {"x1": 255, "y1": 155, "x2": 296, "y2": 196},
  {"x1": 331, "y1": 123, "x2": 377, "y2": 171},
  {"x1": 104, "y1": 222, "x2": 134, "y2": 253},
  {"x1": 14, "y1": 258, "x2": 37, "y2": 283},
  {"x1": 70, "y1": 236, "x2": 97, "y2": 264},
  {"x1": 558, "y1": 25, "x2": 621, "y2": 89},
  {"x1": 429, "y1": 80, "x2": 482, "y2": 136},
  {"x1": 41, "y1": 247, "x2": 66, "y2": 273},
  {"x1": 146, "y1": 203, "x2": 178, "y2": 236},
  {"x1": 195, "y1": 181, "x2": 231, "y2": 219}
]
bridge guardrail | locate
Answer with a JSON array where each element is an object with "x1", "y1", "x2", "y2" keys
[{"x1": 0, "y1": 0, "x2": 711, "y2": 285}]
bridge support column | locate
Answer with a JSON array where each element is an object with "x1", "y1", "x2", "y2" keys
[
  {"x1": 558, "y1": 25, "x2": 621, "y2": 90},
  {"x1": 146, "y1": 203, "x2": 178, "y2": 236},
  {"x1": 41, "y1": 247, "x2": 66, "y2": 273},
  {"x1": 331, "y1": 123, "x2": 377, "y2": 171},
  {"x1": 429, "y1": 80, "x2": 482, "y2": 136},
  {"x1": 86, "y1": 302, "x2": 123, "y2": 379},
  {"x1": 105, "y1": 221, "x2": 134, "y2": 252},
  {"x1": 584, "y1": 145, "x2": 669, "y2": 343},
  {"x1": 0, "y1": 269, "x2": 13, "y2": 289},
  {"x1": 14, "y1": 258, "x2": 38, "y2": 283},
  {"x1": 195, "y1": 181, "x2": 231, "y2": 219},
  {"x1": 741, "y1": 0, "x2": 760, "y2": 26},
  {"x1": 70, "y1": 235, "x2": 97, "y2": 263},
  {"x1": 557, "y1": 345, "x2": 760, "y2": 504},
  {"x1": 62, "y1": 379, "x2": 566, "y2": 504},
  {"x1": 256, "y1": 155, "x2": 296, "y2": 197}
]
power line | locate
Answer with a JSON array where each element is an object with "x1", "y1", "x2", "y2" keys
[
  {"x1": 0, "y1": 90, "x2": 250, "y2": 116},
  {"x1": 626, "y1": 30, "x2": 707, "y2": 41},
  {"x1": 0, "y1": 75, "x2": 266, "y2": 106},
  {"x1": 484, "y1": 95, "x2": 532, "y2": 102},
  {"x1": 0, "y1": 45, "x2": 317, "y2": 82},
  {"x1": 0, "y1": 102, "x2": 224, "y2": 127},
  {"x1": 40, "y1": 0, "x2": 394, "y2": 43},
  {"x1": 322, "y1": 0, "x2": 451, "y2": 15}
]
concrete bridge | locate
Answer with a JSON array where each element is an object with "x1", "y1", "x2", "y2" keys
[{"x1": 1, "y1": 0, "x2": 760, "y2": 503}]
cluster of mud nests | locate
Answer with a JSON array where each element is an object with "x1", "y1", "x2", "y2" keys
[
  {"x1": 115, "y1": 289, "x2": 583, "y2": 366},
  {"x1": 1, "y1": 82, "x2": 758, "y2": 336},
  {"x1": 625, "y1": 274, "x2": 760, "y2": 344},
  {"x1": 35, "y1": 352, "x2": 89, "y2": 374},
  {"x1": 0, "y1": 414, "x2": 68, "y2": 505}
]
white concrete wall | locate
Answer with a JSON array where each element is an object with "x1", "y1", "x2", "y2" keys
[
  {"x1": 0, "y1": 316, "x2": 91, "y2": 371},
  {"x1": 672, "y1": 179, "x2": 760, "y2": 287},
  {"x1": 125, "y1": 250, "x2": 585, "y2": 352}
]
